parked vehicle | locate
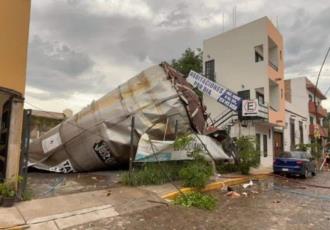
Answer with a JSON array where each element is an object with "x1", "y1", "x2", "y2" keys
[{"x1": 273, "y1": 151, "x2": 317, "y2": 178}]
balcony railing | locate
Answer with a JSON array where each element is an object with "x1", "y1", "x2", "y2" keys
[
  {"x1": 308, "y1": 101, "x2": 327, "y2": 117},
  {"x1": 268, "y1": 60, "x2": 278, "y2": 71},
  {"x1": 309, "y1": 124, "x2": 328, "y2": 138}
]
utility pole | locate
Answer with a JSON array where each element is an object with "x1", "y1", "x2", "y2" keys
[{"x1": 313, "y1": 47, "x2": 330, "y2": 147}]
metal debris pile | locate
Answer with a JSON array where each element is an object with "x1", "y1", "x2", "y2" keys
[{"x1": 28, "y1": 63, "x2": 231, "y2": 173}]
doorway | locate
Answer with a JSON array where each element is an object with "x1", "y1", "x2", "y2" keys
[
  {"x1": 273, "y1": 131, "x2": 283, "y2": 158},
  {"x1": 0, "y1": 97, "x2": 11, "y2": 180}
]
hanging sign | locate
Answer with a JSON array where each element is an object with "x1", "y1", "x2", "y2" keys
[{"x1": 187, "y1": 70, "x2": 241, "y2": 111}]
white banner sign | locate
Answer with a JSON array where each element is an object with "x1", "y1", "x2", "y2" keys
[{"x1": 187, "y1": 70, "x2": 241, "y2": 111}]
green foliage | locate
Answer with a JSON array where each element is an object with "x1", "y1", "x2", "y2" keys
[
  {"x1": 122, "y1": 134, "x2": 213, "y2": 188},
  {"x1": 0, "y1": 181, "x2": 15, "y2": 198},
  {"x1": 172, "y1": 48, "x2": 203, "y2": 76},
  {"x1": 21, "y1": 189, "x2": 33, "y2": 201},
  {"x1": 216, "y1": 162, "x2": 239, "y2": 174},
  {"x1": 174, "y1": 192, "x2": 217, "y2": 210},
  {"x1": 173, "y1": 134, "x2": 194, "y2": 150},
  {"x1": 174, "y1": 134, "x2": 213, "y2": 189},
  {"x1": 121, "y1": 162, "x2": 182, "y2": 186},
  {"x1": 236, "y1": 136, "x2": 260, "y2": 175},
  {"x1": 296, "y1": 142, "x2": 322, "y2": 160},
  {"x1": 179, "y1": 155, "x2": 213, "y2": 189}
]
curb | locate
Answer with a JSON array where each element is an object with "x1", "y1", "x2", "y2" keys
[{"x1": 161, "y1": 173, "x2": 271, "y2": 200}]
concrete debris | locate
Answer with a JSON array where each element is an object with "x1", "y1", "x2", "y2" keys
[
  {"x1": 28, "y1": 63, "x2": 232, "y2": 173},
  {"x1": 225, "y1": 191, "x2": 241, "y2": 198},
  {"x1": 242, "y1": 192, "x2": 248, "y2": 197}
]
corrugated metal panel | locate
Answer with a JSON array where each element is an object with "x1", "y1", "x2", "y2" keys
[{"x1": 28, "y1": 64, "x2": 206, "y2": 172}]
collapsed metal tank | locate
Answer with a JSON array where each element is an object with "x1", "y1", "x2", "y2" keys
[{"x1": 28, "y1": 63, "x2": 207, "y2": 172}]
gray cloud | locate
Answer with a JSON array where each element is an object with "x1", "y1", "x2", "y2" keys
[{"x1": 27, "y1": 0, "x2": 330, "y2": 109}]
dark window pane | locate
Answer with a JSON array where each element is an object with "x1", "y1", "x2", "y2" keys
[
  {"x1": 205, "y1": 60, "x2": 215, "y2": 81},
  {"x1": 263, "y1": 134, "x2": 267, "y2": 157}
]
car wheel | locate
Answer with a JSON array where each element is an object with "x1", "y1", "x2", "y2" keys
[
  {"x1": 312, "y1": 167, "x2": 317, "y2": 176},
  {"x1": 303, "y1": 168, "x2": 309, "y2": 178}
]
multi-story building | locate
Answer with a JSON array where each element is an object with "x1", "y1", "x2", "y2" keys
[
  {"x1": 284, "y1": 77, "x2": 328, "y2": 151},
  {"x1": 0, "y1": 0, "x2": 31, "y2": 182},
  {"x1": 203, "y1": 17, "x2": 285, "y2": 172},
  {"x1": 306, "y1": 79, "x2": 328, "y2": 146},
  {"x1": 283, "y1": 78, "x2": 310, "y2": 151}
]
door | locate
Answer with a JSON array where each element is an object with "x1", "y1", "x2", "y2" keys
[
  {"x1": 273, "y1": 131, "x2": 283, "y2": 158},
  {"x1": 0, "y1": 99, "x2": 12, "y2": 180}
]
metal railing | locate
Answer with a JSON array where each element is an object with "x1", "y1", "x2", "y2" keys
[{"x1": 268, "y1": 60, "x2": 278, "y2": 71}]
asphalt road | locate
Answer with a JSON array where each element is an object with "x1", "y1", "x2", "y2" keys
[{"x1": 67, "y1": 171, "x2": 330, "y2": 230}]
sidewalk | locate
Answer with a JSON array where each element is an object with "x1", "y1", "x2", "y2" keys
[
  {"x1": 0, "y1": 173, "x2": 271, "y2": 229},
  {"x1": 0, "y1": 186, "x2": 163, "y2": 230}
]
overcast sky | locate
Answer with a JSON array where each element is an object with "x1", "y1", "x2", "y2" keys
[{"x1": 25, "y1": 0, "x2": 330, "y2": 113}]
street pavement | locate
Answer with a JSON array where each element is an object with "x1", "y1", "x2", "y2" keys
[{"x1": 67, "y1": 171, "x2": 330, "y2": 230}]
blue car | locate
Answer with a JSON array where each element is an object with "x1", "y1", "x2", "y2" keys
[{"x1": 273, "y1": 151, "x2": 317, "y2": 178}]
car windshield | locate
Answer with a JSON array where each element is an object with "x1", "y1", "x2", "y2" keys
[{"x1": 279, "y1": 151, "x2": 305, "y2": 159}]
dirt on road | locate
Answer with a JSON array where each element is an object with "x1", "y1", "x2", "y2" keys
[{"x1": 67, "y1": 172, "x2": 330, "y2": 230}]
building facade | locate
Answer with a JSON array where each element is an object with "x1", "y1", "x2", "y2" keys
[
  {"x1": 0, "y1": 0, "x2": 31, "y2": 181},
  {"x1": 283, "y1": 77, "x2": 328, "y2": 152},
  {"x1": 283, "y1": 78, "x2": 310, "y2": 151},
  {"x1": 306, "y1": 79, "x2": 328, "y2": 146},
  {"x1": 203, "y1": 17, "x2": 285, "y2": 172}
]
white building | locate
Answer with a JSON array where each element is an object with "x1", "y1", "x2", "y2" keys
[
  {"x1": 202, "y1": 17, "x2": 285, "y2": 172},
  {"x1": 283, "y1": 78, "x2": 310, "y2": 151},
  {"x1": 284, "y1": 77, "x2": 328, "y2": 151}
]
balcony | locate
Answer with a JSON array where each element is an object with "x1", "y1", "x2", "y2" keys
[
  {"x1": 308, "y1": 101, "x2": 328, "y2": 117},
  {"x1": 309, "y1": 124, "x2": 328, "y2": 138}
]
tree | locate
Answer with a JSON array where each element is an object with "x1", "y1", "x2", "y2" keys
[{"x1": 171, "y1": 48, "x2": 203, "y2": 76}]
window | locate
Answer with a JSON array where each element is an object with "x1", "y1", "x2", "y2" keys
[
  {"x1": 238, "y1": 90, "x2": 250, "y2": 100},
  {"x1": 310, "y1": 116, "x2": 314, "y2": 124},
  {"x1": 263, "y1": 134, "x2": 267, "y2": 157},
  {"x1": 299, "y1": 121, "x2": 303, "y2": 144},
  {"x1": 256, "y1": 133, "x2": 261, "y2": 152},
  {"x1": 205, "y1": 60, "x2": 215, "y2": 81},
  {"x1": 309, "y1": 94, "x2": 313, "y2": 101},
  {"x1": 256, "y1": 92, "x2": 264, "y2": 104},
  {"x1": 290, "y1": 119, "x2": 295, "y2": 150},
  {"x1": 254, "y1": 45, "x2": 264, "y2": 62}
]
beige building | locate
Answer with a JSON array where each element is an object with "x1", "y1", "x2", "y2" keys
[
  {"x1": 203, "y1": 17, "x2": 285, "y2": 172},
  {"x1": 0, "y1": 0, "x2": 31, "y2": 182},
  {"x1": 30, "y1": 110, "x2": 66, "y2": 140}
]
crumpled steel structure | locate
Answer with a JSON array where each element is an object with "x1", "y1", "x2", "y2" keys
[{"x1": 28, "y1": 63, "x2": 209, "y2": 173}]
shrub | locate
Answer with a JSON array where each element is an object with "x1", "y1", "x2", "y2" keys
[
  {"x1": 174, "y1": 191, "x2": 217, "y2": 210},
  {"x1": 0, "y1": 181, "x2": 15, "y2": 198},
  {"x1": 236, "y1": 136, "x2": 260, "y2": 175},
  {"x1": 121, "y1": 162, "x2": 183, "y2": 186},
  {"x1": 216, "y1": 162, "x2": 239, "y2": 174},
  {"x1": 179, "y1": 157, "x2": 213, "y2": 189}
]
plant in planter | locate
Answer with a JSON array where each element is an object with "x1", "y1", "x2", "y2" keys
[
  {"x1": 235, "y1": 136, "x2": 260, "y2": 175},
  {"x1": 0, "y1": 181, "x2": 16, "y2": 207}
]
